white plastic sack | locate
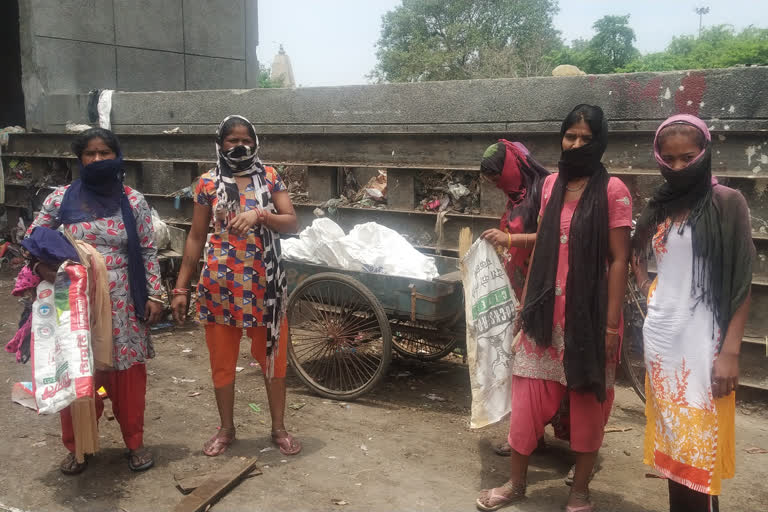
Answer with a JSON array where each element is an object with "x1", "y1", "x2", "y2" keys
[
  {"x1": 152, "y1": 209, "x2": 170, "y2": 250},
  {"x1": 32, "y1": 265, "x2": 95, "y2": 414},
  {"x1": 461, "y1": 238, "x2": 518, "y2": 429}
]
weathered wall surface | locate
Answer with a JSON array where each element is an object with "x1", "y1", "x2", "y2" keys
[
  {"x1": 20, "y1": 0, "x2": 259, "y2": 129},
  {"x1": 39, "y1": 67, "x2": 768, "y2": 135}
]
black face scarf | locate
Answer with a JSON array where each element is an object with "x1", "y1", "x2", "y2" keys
[
  {"x1": 521, "y1": 104, "x2": 611, "y2": 401},
  {"x1": 634, "y1": 120, "x2": 726, "y2": 340}
]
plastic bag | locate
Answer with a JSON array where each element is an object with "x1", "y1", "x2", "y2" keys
[
  {"x1": 461, "y1": 238, "x2": 518, "y2": 429},
  {"x1": 152, "y1": 209, "x2": 170, "y2": 250},
  {"x1": 32, "y1": 264, "x2": 95, "y2": 414}
]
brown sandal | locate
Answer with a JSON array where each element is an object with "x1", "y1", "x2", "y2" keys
[
  {"x1": 271, "y1": 429, "x2": 301, "y2": 456},
  {"x1": 203, "y1": 427, "x2": 236, "y2": 457},
  {"x1": 60, "y1": 452, "x2": 88, "y2": 475}
]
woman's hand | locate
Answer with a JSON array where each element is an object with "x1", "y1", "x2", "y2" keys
[
  {"x1": 144, "y1": 300, "x2": 165, "y2": 325},
  {"x1": 631, "y1": 252, "x2": 649, "y2": 289},
  {"x1": 605, "y1": 332, "x2": 620, "y2": 363},
  {"x1": 481, "y1": 229, "x2": 510, "y2": 249},
  {"x1": 171, "y1": 294, "x2": 189, "y2": 325},
  {"x1": 712, "y1": 352, "x2": 739, "y2": 398},
  {"x1": 228, "y1": 209, "x2": 265, "y2": 237}
]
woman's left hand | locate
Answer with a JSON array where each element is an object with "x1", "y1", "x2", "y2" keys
[
  {"x1": 481, "y1": 229, "x2": 510, "y2": 249},
  {"x1": 144, "y1": 300, "x2": 165, "y2": 326},
  {"x1": 605, "y1": 332, "x2": 620, "y2": 363},
  {"x1": 712, "y1": 352, "x2": 739, "y2": 398},
  {"x1": 228, "y1": 210, "x2": 265, "y2": 237}
]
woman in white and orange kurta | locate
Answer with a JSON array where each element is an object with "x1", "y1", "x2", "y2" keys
[{"x1": 633, "y1": 114, "x2": 754, "y2": 512}]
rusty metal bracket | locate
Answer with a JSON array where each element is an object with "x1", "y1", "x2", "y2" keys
[{"x1": 408, "y1": 283, "x2": 451, "y2": 322}]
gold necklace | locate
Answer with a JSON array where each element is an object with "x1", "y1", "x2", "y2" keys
[{"x1": 565, "y1": 179, "x2": 587, "y2": 192}]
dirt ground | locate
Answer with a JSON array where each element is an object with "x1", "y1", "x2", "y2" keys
[{"x1": 0, "y1": 272, "x2": 767, "y2": 512}]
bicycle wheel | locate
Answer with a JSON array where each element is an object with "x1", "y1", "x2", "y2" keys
[
  {"x1": 287, "y1": 273, "x2": 392, "y2": 400},
  {"x1": 391, "y1": 318, "x2": 459, "y2": 361},
  {"x1": 621, "y1": 280, "x2": 647, "y2": 402}
]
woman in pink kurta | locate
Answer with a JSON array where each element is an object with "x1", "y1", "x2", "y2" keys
[{"x1": 477, "y1": 105, "x2": 632, "y2": 512}]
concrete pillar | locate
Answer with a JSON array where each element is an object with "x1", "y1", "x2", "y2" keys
[
  {"x1": 307, "y1": 166, "x2": 338, "y2": 203},
  {"x1": 387, "y1": 169, "x2": 416, "y2": 210},
  {"x1": 480, "y1": 179, "x2": 506, "y2": 216},
  {"x1": 245, "y1": 0, "x2": 260, "y2": 88}
]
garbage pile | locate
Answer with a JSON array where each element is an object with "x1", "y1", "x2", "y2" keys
[
  {"x1": 416, "y1": 171, "x2": 479, "y2": 214},
  {"x1": 282, "y1": 218, "x2": 439, "y2": 280}
]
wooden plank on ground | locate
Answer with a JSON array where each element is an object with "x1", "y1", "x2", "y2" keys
[{"x1": 173, "y1": 457, "x2": 260, "y2": 512}]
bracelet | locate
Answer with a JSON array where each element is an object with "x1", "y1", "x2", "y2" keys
[
  {"x1": 147, "y1": 296, "x2": 164, "y2": 305},
  {"x1": 507, "y1": 233, "x2": 512, "y2": 249},
  {"x1": 172, "y1": 288, "x2": 189, "y2": 296},
  {"x1": 639, "y1": 278, "x2": 650, "y2": 291},
  {"x1": 32, "y1": 261, "x2": 41, "y2": 276}
]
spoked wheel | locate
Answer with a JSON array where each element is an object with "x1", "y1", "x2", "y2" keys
[
  {"x1": 621, "y1": 279, "x2": 647, "y2": 403},
  {"x1": 390, "y1": 318, "x2": 459, "y2": 361},
  {"x1": 287, "y1": 273, "x2": 392, "y2": 400}
]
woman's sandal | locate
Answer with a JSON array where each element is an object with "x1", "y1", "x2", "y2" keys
[
  {"x1": 565, "y1": 490, "x2": 593, "y2": 512},
  {"x1": 127, "y1": 447, "x2": 155, "y2": 472},
  {"x1": 476, "y1": 481, "x2": 526, "y2": 511},
  {"x1": 271, "y1": 429, "x2": 301, "y2": 456},
  {"x1": 203, "y1": 428, "x2": 236, "y2": 457},
  {"x1": 59, "y1": 453, "x2": 88, "y2": 475}
]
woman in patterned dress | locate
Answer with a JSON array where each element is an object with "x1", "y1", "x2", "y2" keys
[
  {"x1": 476, "y1": 105, "x2": 632, "y2": 512},
  {"x1": 29, "y1": 128, "x2": 164, "y2": 474},
  {"x1": 171, "y1": 115, "x2": 301, "y2": 457},
  {"x1": 632, "y1": 115, "x2": 754, "y2": 512}
]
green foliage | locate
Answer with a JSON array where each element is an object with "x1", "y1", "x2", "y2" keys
[
  {"x1": 370, "y1": 0, "x2": 561, "y2": 82},
  {"x1": 619, "y1": 25, "x2": 768, "y2": 72},
  {"x1": 547, "y1": 15, "x2": 639, "y2": 74},
  {"x1": 259, "y1": 65, "x2": 284, "y2": 88}
]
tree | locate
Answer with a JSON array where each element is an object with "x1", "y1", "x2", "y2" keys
[
  {"x1": 370, "y1": 0, "x2": 561, "y2": 82},
  {"x1": 619, "y1": 25, "x2": 768, "y2": 72},
  {"x1": 585, "y1": 15, "x2": 639, "y2": 73},
  {"x1": 259, "y1": 65, "x2": 284, "y2": 88}
]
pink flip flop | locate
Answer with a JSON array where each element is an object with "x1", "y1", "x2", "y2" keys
[{"x1": 271, "y1": 430, "x2": 302, "y2": 456}]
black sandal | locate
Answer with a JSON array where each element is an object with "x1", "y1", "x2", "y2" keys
[
  {"x1": 60, "y1": 453, "x2": 88, "y2": 475},
  {"x1": 127, "y1": 447, "x2": 154, "y2": 472}
]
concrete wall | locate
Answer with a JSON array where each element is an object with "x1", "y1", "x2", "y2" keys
[
  {"x1": 20, "y1": 0, "x2": 259, "y2": 130},
  {"x1": 39, "y1": 67, "x2": 768, "y2": 135}
]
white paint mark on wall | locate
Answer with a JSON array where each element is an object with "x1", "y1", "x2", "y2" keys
[
  {"x1": 753, "y1": 165, "x2": 762, "y2": 174},
  {"x1": 728, "y1": 105, "x2": 736, "y2": 113},
  {"x1": 687, "y1": 100, "x2": 693, "y2": 106},
  {"x1": 761, "y1": 154, "x2": 768, "y2": 165},
  {"x1": 699, "y1": 102, "x2": 705, "y2": 108},
  {"x1": 663, "y1": 87, "x2": 671, "y2": 100},
  {"x1": 724, "y1": 125, "x2": 731, "y2": 131},
  {"x1": 678, "y1": 85, "x2": 685, "y2": 91},
  {"x1": 746, "y1": 145, "x2": 757, "y2": 165},
  {"x1": 608, "y1": 90, "x2": 613, "y2": 96},
  {"x1": 718, "y1": 135, "x2": 726, "y2": 141}
]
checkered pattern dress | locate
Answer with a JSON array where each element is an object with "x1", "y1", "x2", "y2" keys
[{"x1": 194, "y1": 167, "x2": 286, "y2": 328}]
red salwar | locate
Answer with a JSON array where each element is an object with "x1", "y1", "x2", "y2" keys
[{"x1": 60, "y1": 363, "x2": 147, "y2": 452}]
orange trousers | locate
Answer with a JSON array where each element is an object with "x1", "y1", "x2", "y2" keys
[{"x1": 205, "y1": 321, "x2": 288, "y2": 388}]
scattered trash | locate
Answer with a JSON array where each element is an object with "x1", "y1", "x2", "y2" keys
[
  {"x1": 259, "y1": 447, "x2": 274, "y2": 453},
  {"x1": 0, "y1": 125, "x2": 25, "y2": 147},
  {"x1": 745, "y1": 446, "x2": 768, "y2": 454},
  {"x1": 604, "y1": 426, "x2": 633, "y2": 433},
  {"x1": 248, "y1": 403, "x2": 261, "y2": 413},
  {"x1": 187, "y1": 391, "x2": 201, "y2": 398},
  {"x1": 11, "y1": 382, "x2": 36, "y2": 410},
  {"x1": 395, "y1": 371, "x2": 412, "y2": 378},
  {"x1": 623, "y1": 450, "x2": 631, "y2": 456},
  {"x1": 235, "y1": 366, "x2": 245, "y2": 373},
  {"x1": 288, "y1": 402, "x2": 306, "y2": 410},
  {"x1": 65, "y1": 121, "x2": 92, "y2": 133},
  {"x1": 32, "y1": 441, "x2": 46, "y2": 448},
  {"x1": 328, "y1": 455, "x2": 337, "y2": 459},
  {"x1": 249, "y1": 361, "x2": 259, "y2": 367},
  {"x1": 645, "y1": 473, "x2": 667, "y2": 480},
  {"x1": 332, "y1": 499, "x2": 349, "y2": 506},
  {"x1": 358, "y1": 170, "x2": 387, "y2": 203},
  {"x1": 150, "y1": 322, "x2": 174, "y2": 331},
  {"x1": 162, "y1": 127, "x2": 183, "y2": 134},
  {"x1": 172, "y1": 377, "x2": 196, "y2": 384},
  {"x1": 360, "y1": 444, "x2": 368, "y2": 454},
  {"x1": 281, "y1": 459, "x2": 287, "y2": 463},
  {"x1": 448, "y1": 183, "x2": 470, "y2": 201},
  {"x1": 425, "y1": 393, "x2": 446, "y2": 402},
  {"x1": 181, "y1": 348, "x2": 192, "y2": 354}
]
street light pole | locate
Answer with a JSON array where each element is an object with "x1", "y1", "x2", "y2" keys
[{"x1": 695, "y1": 6, "x2": 710, "y2": 37}]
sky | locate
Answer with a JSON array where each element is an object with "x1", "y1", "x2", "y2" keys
[{"x1": 256, "y1": 1, "x2": 767, "y2": 87}]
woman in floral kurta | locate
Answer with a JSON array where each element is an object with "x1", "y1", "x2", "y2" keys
[{"x1": 29, "y1": 128, "x2": 163, "y2": 474}]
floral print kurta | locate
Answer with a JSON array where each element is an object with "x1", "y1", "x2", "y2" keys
[{"x1": 28, "y1": 186, "x2": 162, "y2": 370}]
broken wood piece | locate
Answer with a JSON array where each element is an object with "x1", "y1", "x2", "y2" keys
[
  {"x1": 173, "y1": 457, "x2": 260, "y2": 511},
  {"x1": 604, "y1": 426, "x2": 633, "y2": 433}
]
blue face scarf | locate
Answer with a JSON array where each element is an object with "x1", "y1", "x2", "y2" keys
[{"x1": 59, "y1": 154, "x2": 149, "y2": 320}]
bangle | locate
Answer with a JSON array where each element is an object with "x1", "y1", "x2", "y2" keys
[
  {"x1": 147, "y1": 296, "x2": 164, "y2": 305},
  {"x1": 606, "y1": 327, "x2": 619, "y2": 335},
  {"x1": 32, "y1": 262, "x2": 41, "y2": 276},
  {"x1": 172, "y1": 288, "x2": 189, "y2": 296},
  {"x1": 507, "y1": 233, "x2": 512, "y2": 248},
  {"x1": 639, "y1": 278, "x2": 650, "y2": 291}
]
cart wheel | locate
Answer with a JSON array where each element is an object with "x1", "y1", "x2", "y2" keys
[
  {"x1": 621, "y1": 280, "x2": 647, "y2": 403},
  {"x1": 287, "y1": 273, "x2": 392, "y2": 400},
  {"x1": 390, "y1": 319, "x2": 458, "y2": 361}
]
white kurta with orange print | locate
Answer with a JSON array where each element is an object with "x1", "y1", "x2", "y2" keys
[{"x1": 642, "y1": 222, "x2": 735, "y2": 495}]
